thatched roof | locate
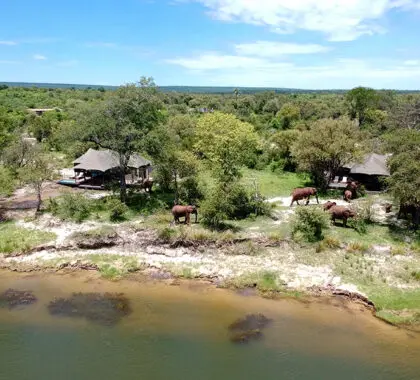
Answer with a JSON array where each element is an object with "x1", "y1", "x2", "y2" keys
[
  {"x1": 73, "y1": 148, "x2": 151, "y2": 172},
  {"x1": 344, "y1": 153, "x2": 391, "y2": 176}
]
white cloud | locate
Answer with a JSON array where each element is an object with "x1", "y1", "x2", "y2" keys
[
  {"x1": 33, "y1": 54, "x2": 47, "y2": 60},
  {"x1": 235, "y1": 41, "x2": 331, "y2": 56},
  {"x1": 166, "y1": 50, "x2": 420, "y2": 89},
  {"x1": 404, "y1": 60, "x2": 419, "y2": 65},
  {"x1": 166, "y1": 53, "x2": 295, "y2": 70},
  {"x1": 0, "y1": 40, "x2": 17, "y2": 45},
  {"x1": 193, "y1": 0, "x2": 420, "y2": 41}
]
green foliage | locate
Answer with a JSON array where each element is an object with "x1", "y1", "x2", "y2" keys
[
  {"x1": 105, "y1": 198, "x2": 129, "y2": 222},
  {"x1": 195, "y1": 112, "x2": 258, "y2": 181},
  {"x1": 201, "y1": 181, "x2": 269, "y2": 228},
  {"x1": 292, "y1": 206, "x2": 330, "y2": 242},
  {"x1": 0, "y1": 165, "x2": 15, "y2": 197},
  {"x1": 0, "y1": 222, "x2": 56, "y2": 256},
  {"x1": 346, "y1": 87, "x2": 379, "y2": 126},
  {"x1": 386, "y1": 130, "x2": 420, "y2": 222},
  {"x1": 411, "y1": 270, "x2": 420, "y2": 281},
  {"x1": 71, "y1": 78, "x2": 163, "y2": 202},
  {"x1": 268, "y1": 129, "x2": 299, "y2": 171},
  {"x1": 48, "y1": 193, "x2": 93, "y2": 223},
  {"x1": 271, "y1": 103, "x2": 300, "y2": 129},
  {"x1": 17, "y1": 149, "x2": 57, "y2": 211},
  {"x1": 291, "y1": 117, "x2": 363, "y2": 189}
]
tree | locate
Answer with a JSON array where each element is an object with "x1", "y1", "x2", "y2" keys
[
  {"x1": 291, "y1": 117, "x2": 363, "y2": 189},
  {"x1": 385, "y1": 129, "x2": 420, "y2": 228},
  {"x1": 195, "y1": 112, "x2": 258, "y2": 182},
  {"x1": 74, "y1": 78, "x2": 163, "y2": 202},
  {"x1": 346, "y1": 87, "x2": 378, "y2": 126},
  {"x1": 0, "y1": 165, "x2": 14, "y2": 197},
  {"x1": 269, "y1": 129, "x2": 300, "y2": 171},
  {"x1": 271, "y1": 103, "x2": 300, "y2": 129},
  {"x1": 18, "y1": 151, "x2": 56, "y2": 212}
]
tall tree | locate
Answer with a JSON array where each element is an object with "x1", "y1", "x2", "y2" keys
[
  {"x1": 346, "y1": 87, "x2": 378, "y2": 126},
  {"x1": 74, "y1": 78, "x2": 163, "y2": 202},
  {"x1": 291, "y1": 117, "x2": 363, "y2": 189},
  {"x1": 18, "y1": 149, "x2": 56, "y2": 212},
  {"x1": 195, "y1": 112, "x2": 258, "y2": 182},
  {"x1": 385, "y1": 129, "x2": 420, "y2": 227}
]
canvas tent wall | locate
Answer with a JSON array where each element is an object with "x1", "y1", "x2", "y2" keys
[{"x1": 337, "y1": 153, "x2": 391, "y2": 190}]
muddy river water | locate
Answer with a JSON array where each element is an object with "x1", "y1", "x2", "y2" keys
[{"x1": 0, "y1": 271, "x2": 419, "y2": 380}]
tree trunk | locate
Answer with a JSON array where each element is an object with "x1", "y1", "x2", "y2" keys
[
  {"x1": 119, "y1": 154, "x2": 128, "y2": 204},
  {"x1": 36, "y1": 184, "x2": 42, "y2": 212},
  {"x1": 119, "y1": 167, "x2": 127, "y2": 203}
]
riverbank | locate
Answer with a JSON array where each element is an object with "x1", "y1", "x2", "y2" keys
[{"x1": 1, "y1": 205, "x2": 419, "y2": 331}]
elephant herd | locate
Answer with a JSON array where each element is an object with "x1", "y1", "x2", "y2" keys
[{"x1": 290, "y1": 186, "x2": 357, "y2": 227}]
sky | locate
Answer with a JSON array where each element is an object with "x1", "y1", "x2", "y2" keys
[{"x1": 1, "y1": 0, "x2": 420, "y2": 89}]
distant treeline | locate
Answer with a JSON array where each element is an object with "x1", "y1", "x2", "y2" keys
[{"x1": 2, "y1": 82, "x2": 419, "y2": 94}]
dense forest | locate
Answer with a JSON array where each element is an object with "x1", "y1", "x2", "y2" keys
[{"x1": 0, "y1": 78, "x2": 419, "y2": 227}]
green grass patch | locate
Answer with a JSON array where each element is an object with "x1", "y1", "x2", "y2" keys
[
  {"x1": 0, "y1": 222, "x2": 56, "y2": 256},
  {"x1": 241, "y1": 168, "x2": 308, "y2": 198},
  {"x1": 368, "y1": 287, "x2": 420, "y2": 311},
  {"x1": 330, "y1": 223, "x2": 415, "y2": 247}
]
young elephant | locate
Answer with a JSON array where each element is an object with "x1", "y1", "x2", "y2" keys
[
  {"x1": 171, "y1": 205, "x2": 198, "y2": 225},
  {"x1": 290, "y1": 187, "x2": 319, "y2": 207},
  {"x1": 141, "y1": 178, "x2": 153, "y2": 193},
  {"x1": 343, "y1": 190, "x2": 352, "y2": 202},
  {"x1": 323, "y1": 201, "x2": 356, "y2": 227}
]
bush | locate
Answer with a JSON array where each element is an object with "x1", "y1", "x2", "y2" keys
[
  {"x1": 201, "y1": 181, "x2": 270, "y2": 228},
  {"x1": 48, "y1": 193, "x2": 92, "y2": 223},
  {"x1": 177, "y1": 176, "x2": 203, "y2": 205},
  {"x1": 104, "y1": 198, "x2": 129, "y2": 222},
  {"x1": 291, "y1": 206, "x2": 330, "y2": 242}
]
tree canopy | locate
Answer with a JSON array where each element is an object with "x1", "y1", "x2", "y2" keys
[{"x1": 291, "y1": 117, "x2": 363, "y2": 189}]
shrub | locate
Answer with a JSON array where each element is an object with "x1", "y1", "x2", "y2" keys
[
  {"x1": 48, "y1": 193, "x2": 92, "y2": 223},
  {"x1": 104, "y1": 198, "x2": 129, "y2": 222},
  {"x1": 355, "y1": 198, "x2": 375, "y2": 224},
  {"x1": 157, "y1": 227, "x2": 176, "y2": 242},
  {"x1": 346, "y1": 242, "x2": 370, "y2": 253},
  {"x1": 291, "y1": 206, "x2": 330, "y2": 242},
  {"x1": 201, "y1": 181, "x2": 270, "y2": 228},
  {"x1": 411, "y1": 271, "x2": 420, "y2": 281},
  {"x1": 348, "y1": 217, "x2": 368, "y2": 234}
]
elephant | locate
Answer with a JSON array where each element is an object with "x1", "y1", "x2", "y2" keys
[
  {"x1": 343, "y1": 190, "x2": 353, "y2": 202},
  {"x1": 141, "y1": 178, "x2": 153, "y2": 193},
  {"x1": 290, "y1": 187, "x2": 319, "y2": 207},
  {"x1": 398, "y1": 202, "x2": 420, "y2": 228},
  {"x1": 323, "y1": 201, "x2": 356, "y2": 227},
  {"x1": 346, "y1": 181, "x2": 359, "y2": 199},
  {"x1": 171, "y1": 205, "x2": 198, "y2": 225}
]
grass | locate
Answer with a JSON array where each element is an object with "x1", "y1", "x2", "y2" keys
[
  {"x1": 0, "y1": 222, "x2": 56, "y2": 256},
  {"x1": 241, "y1": 168, "x2": 308, "y2": 198},
  {"x1": 85, "y1": 254, "x2": 142, "y2": 280},
  {"x1": 330, "y1": 223, "x2": 415, "y2": 247}
]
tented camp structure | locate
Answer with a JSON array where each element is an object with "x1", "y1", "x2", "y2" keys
[
  {"x1": 59, "y1": 148, "x2": 152, "y2": 189},
  {"x1": 330, "y1": 153, "x2": 391, "y2": 191}
]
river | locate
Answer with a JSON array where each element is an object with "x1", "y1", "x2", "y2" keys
[{"x1": 0, "y1": 271, "x2": 419, "y2": 380}]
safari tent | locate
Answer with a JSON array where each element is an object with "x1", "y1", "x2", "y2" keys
[
  {"x1": 59, "y1": 148, "x2": 152, "y2": 189},
  {"x1": 331, "y1": 153, "x2": 391, "y2": 191}
]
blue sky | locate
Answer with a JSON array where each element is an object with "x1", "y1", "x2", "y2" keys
[{"x1": 1, "y1": 0, "x2": 420, "y2": 89}]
